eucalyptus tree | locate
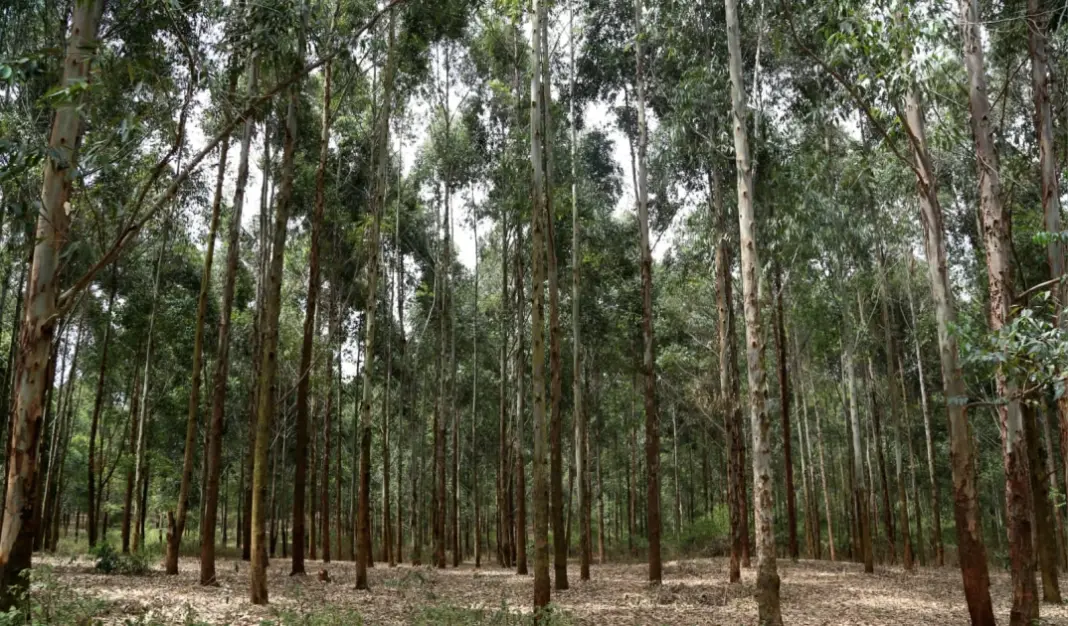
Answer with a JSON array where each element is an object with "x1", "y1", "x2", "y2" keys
[
  {"x1": 724, "y1": 0, "x2": 781, "y2": 620},
  {"x1": 530, "y1": 0, "x2": 552, "y2": 606},
  {"x1": 959, "y1": 0, "x2": 1036, "y2": 620},
  {"x1": 250, "y1": 0, "x2": 306, "y2": 603}
]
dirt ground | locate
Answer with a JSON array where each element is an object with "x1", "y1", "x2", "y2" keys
[{"x1": 39, "y1": 554, "x2": 1068, "y2": 624}]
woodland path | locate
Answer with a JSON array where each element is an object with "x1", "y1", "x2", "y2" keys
[{"x1": 39, "y1": 555, "x2": 1068, "y2": 624}]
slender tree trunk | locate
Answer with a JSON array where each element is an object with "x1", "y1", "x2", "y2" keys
[
  {"x1": 711, "y1": 167, "x2": 746, "y2": 583},
  {"x1": 246, "y1": 125, "x2": 272, "y2": 564},
  {"x1": 1027, "y1": 0, "x2": 1068, "y2": 571},
  {"x1": 122, "y1": 366, "x2": 141, "y2": 554},
  {"x1": 903, "y1": 89, "x2": 994, "y2": 625},
  {"x1": 201, "y1": 54, "x2": 258, "y2": 587},
  {"x1": 632, "y1": 0, "x2": 661, "y2": 585},
  {"x1": 844, "y1": 346, "x2": 873, "y2": 573},
  {"x1": 356, "y1": 11, "x2": 395, "y2": 589},
  {"x1": 905, "y1": 257, "x2": 942, "y2": 566},
  {"x1": 1041, "y1": 404, "x2": 1068, "y2": 569},
  {"x1": 471, "y1": 216, "x2": 481, "y2": 569},
  {"x1": 514, "y1": 225, "x2": 528, "y2": 577},
  {"x1": 250, "y1": 16, "x2": 303, "y2": 601},
  {"x1": 383, "y1": 261, "x2": 394, "y2": 566},
  {"x1": 293, "y1": 45, "x2": 332, "y2": 577},
  {"x1": 321, "y1": 299, "x2": 336, "y2": 564},
  {"x1": 596, "y1": 444, "x2": 605, "y2": 563},
  {"x1": 569, "y1": 0, "x2": 588, "y2": 581},
  {"x1": 874, "y1": 254, "x2": 912, "y2": 570},
  {"x1": 498, "y1": 210, "x2": 511, "y2": 569},
  {"x1": 960, "y1": 2, "x2": 1037, "y2": 620},
  {"x1": 530, "y1": 0, "x2": 551, "y2": 606},
  {"x1": 168, "y1": 65, "x2": 238, "y2": 576},
  {"x1": 773, "y1": 269, "x2": 797, "y2": 562},
  {"x1": 0, "y1": 0, "x2": 103, "y2": 605},
  {"x1": 132, "y1": 223, "x2": 170, "y2": 554},
  {"x1": 87, "y1": 277, "x2": 116, "y2": 548},
  {"x1": 724, "y1": 1, "x2": 780, "y2": 616}
]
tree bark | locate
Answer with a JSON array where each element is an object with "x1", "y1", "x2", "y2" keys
[
  {"x1": 250, "y1": 15, "x2": 303, "y2": 601},
  {"x1": 569, "y1": 0, "x2": 589, "y2": 580},
  {"x1": 292, "y1": 44, "x2": 332, "y2": 577},
  {"x1": 1024, "y1": 403, "x2": 1060, "y2": 602},
  {"x1": 905, "y1": 256, "x2": 943, "y2": 566},
  {"x1": 87, "y1": 276, "x2": 117, "y2": 548},
  {"x1": 711, "y1": 167, "x2": 746, "y2": 583},
  {"x1": 1027, "y1": 0, "x2": 1068, "y2": 566},
  {"x1": 168, "y1": 63, "x2": 239, "y2": 576},
  {"x1": 904, "y1": 89, "x2": 994, "y2": 625},
  {"x1": 530, "y1": 0, "x2": 551, "y2": 607},
  {"x1": 633, "y1": 0, "x2": 661, "y2": 585},
  {"x1": 0, "y1": 0, "x2": 103, "y2": 605},
  {"x1": 772, "y1": 268, "x2": 797, "y2": 561},
  {"x1": 321, "y1": 298, "x2": 336, "y2": 564},
  {"x1": 201, "y1": 54, "x2": 258, "y2": 586},
  {"x1": 724, "y1": 0, "x2": 781, "y2": 618},
  {"x1": 356, "y1": 9, "x2": 395, "y2": 589},
  {"x1": 959, "y1": 1, "x2": 1037, "y2": 621}
]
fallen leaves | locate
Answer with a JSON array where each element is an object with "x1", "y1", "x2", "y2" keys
[{"x1": 34, "y1": 553, "x2": 1068, "y2": 625}]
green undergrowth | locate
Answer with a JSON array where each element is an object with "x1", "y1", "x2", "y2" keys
[{"x1": 0, "y1": 566, "x2": 109, "y2": 626}]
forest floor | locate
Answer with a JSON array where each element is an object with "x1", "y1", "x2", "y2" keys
[{"x1": 36, "y1": 553, "x2": 1068, "y2": 625}]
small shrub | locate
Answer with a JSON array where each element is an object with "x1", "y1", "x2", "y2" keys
[
  {"x1": 92, "y1": 542, "x2": 151, "y2": 575},
  {"x1": 92, "y1": 542, "x2": 122, "y2": 574},
  {"x1": 669, "y1": 507, "x2": 730, "y2": 558}
]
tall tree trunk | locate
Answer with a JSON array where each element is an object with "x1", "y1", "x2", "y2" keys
[
  {"x1": 772, "y1": 269, "x2": 797, "y2": 561},
  {"x1": 959, "y1": 2, "x2": 1037, "y2": 621},
  {"x1": 712, "y1": 167, "x2": 745, "y2": 583},
  {"x1": 321, "y1": 299, "x2": 336, "y2": 564},
  {"x1": 903, "y1": 89, "x2": 994, "y2": 625},
  {"x1": 201, "y1": 54, "x2": 258, "y2": 587},
  {"x1": 0, "y1": 0, "x2": 103, "y2": 605},
  {"x1": 569, "y1": 0, "x2": 589, "y2": 580},
  {"x1": 293, "y1": 43, "x2": 332, "y2": 577},
  {"x1": 535, "y1": 10, "x2": 567, "y2": 592},
  {"x1": 246, "y1": 125, "x2": 272, "y2": 564},
  {"x1": 844, "y1": 346, "x2": 873, "y2": 572},
  {"x1": 396, "y1": 202, "x2": 407, "y2": 565},
  {"x1": 122, "y1": 365, "x2": 141, "y2": 554},
  {"x1": 356, "y1": 10, "x2": 395, "y2": 589},
  {"x1": 530, "y1": 0, "x2": 551, "y2": 607},
  {"x1": 471, "y1": 217, "x2": 481, "y2": 569},
  {"x1": 806, "y1": 370, "x2": 833, "y2": 560},
  {"x1": 250, "y1": 15, "x2": 303, "y2": 602},
  {"x1": 168, "y1": 65, "x2": 238, "y2": 576},
  {"x1": 905, "y1": 256, "x2": 942, "y2": 566},
  {"x1": 498, "y1": 210, "x2": 511, "y2": 569},
  {"x1": 383, "y1": 259, "x2": 394, "y2": 566},
  {"x1": 132, "y1": 223, "x2": 170, "y2": 553},
  {"x1": 87, "y1": 275, "x2": 116, "y2": 548},
  {"x1": 1027, "y1": 0, "x2": 1068, "y2": 566},
  {"x1": 874, "y1": 249, "x2": 912, "y2": 570},
  {"x1": 633, "y1": 0, "x2": 661, "y2": 585},
  {"x1": 514, "y1": 224, "x2": 528, "y2": 577},
  {"x1": 724, "y1": 0, "x2": 780, "y2": 617}
]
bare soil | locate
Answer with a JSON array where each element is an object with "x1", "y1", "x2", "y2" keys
[{"x1": 39, "y1": 554, "x2": 1068, "y2": 624}]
